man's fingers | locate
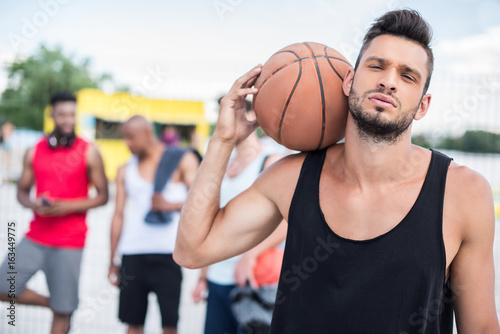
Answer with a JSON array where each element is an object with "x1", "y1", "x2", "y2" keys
[
  {"x1": 232, "y1": 88, "x2": 258, "y2": 106},
  {"x1": 234, "y1": 270, "x2": 245, "y2": 287},
  {"x1": 232, "y1": 65, "x2": 262, "y2": 90},
  {"x1": 223, "y1": 87, "x2": 258, "y2": 104},
  {"x1": 221, "y1": 65, "x2": 261, "y2": 105},
  {"x1": 246, "y1": 117, "x2": 259, "y2": 131},
  {"x1": 192, "y1": 290, "x2": 199, "y2": 303},
  {"x1": 192, "y1": 282, "x2": 207, "y2": 303},
  {"x1": 236, "y1": 278, "x2": 245, "y2": 288},
  {"x1": 243, "y1": 73, "x2": 260, "y2": 89},
  {"x1": 248, "y1": 272, "x2": 259, "y2": 290}
]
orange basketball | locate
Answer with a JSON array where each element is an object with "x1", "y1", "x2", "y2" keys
[
  {"x1": 253, "y1": 42, "x2": 352, "y2": 151},
  {"x1": 253, "y1": 248, "x2": 284, "y2": 287}
]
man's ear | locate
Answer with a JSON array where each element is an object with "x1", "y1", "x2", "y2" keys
[
  {"x1": 342, "y1": 67, "x2": 354, "y2": 97},
  {"x1": 414, "y1": 94, "x2": 431, "y2": 121}
]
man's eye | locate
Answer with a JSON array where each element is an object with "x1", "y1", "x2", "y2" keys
[
  {"x1": 402, "y1": 74, "x2": 416, "y2": 82},
  {"x1": 369, "y1": 65, "x2": 383, "y2": 69}
]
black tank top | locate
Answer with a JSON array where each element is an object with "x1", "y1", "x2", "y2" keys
[{"x1": 270, "y1": 148, "x2": 454, "y2": 334}]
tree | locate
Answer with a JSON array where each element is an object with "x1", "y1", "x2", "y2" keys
[
  {"x1": 462, "y1": 130, "x2": 500, "y2": 153},
  {"x1": 411, "y1": 134, "x2": 431, "y2": 148},
  {"x1": 0, "y1": 44, "x2": 113, "y2": 130},
  {"x1": 435, "y1": 130, "x2": 500, "y2": 154}
]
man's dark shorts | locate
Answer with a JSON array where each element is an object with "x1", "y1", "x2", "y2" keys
[{"x1": 119, "y1": 253, "x2": 182, "y2": 327}]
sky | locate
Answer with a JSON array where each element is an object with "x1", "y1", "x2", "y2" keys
[{"x1": 0, "y1": 0, "x2": 499, "y2": 135}]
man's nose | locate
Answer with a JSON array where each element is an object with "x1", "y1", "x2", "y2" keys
[{"x1": 377, "y1": 69, "x2": 398, "y2": 93}]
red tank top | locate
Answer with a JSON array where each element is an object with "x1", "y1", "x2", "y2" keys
[{"x1": 26, "y1": 137, "x2": 90, "y2": 248}]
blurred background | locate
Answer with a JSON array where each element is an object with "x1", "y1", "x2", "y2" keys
[{"x1": 0, "y1": 0, "x2": 499, "y2": 333}]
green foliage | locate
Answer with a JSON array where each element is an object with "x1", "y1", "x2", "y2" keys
[
  {"x1": 462, "y1": 130, "x2": 500, "y2": 153},
  {"x1": 412, "y1": 131, "x2": 500, "y2": 153},
  {"x1": 0, "y1": 44, "x2": 112, "y2": 130},
  {"x1": 435, "y1": 130, "x2": 500, "y2": 154},
  {"x1": 411, "y1": 134, "x2": 431, "y2": 148},
  {"x1": 436, "y1": 136, "x2": 463, "y2": 151}
]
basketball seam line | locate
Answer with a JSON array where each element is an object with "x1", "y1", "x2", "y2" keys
[
  {"x1": 258, "y1": 54, "x2": 346, "y2": 90},
  {"x1": 276, "y1": 50, "x2": 349, "y2": 63},
  {"x1": 303, "y1": 42, "x2": 326, "y2": 151},
  {"x1": 276, "y1": 49, "x2": 351, "y2": 66},
  {"x1": 277, "y1": 50, "x2": 302, "y2": 144},
  {"x1": 324, "y1": 45, "x2": 345, "y2": 82},
  {"x1": 259, "y1": 51, "x2": 299, "y2": 89}
]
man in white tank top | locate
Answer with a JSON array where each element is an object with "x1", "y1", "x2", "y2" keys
[
  {"x1": 108, "y1": 116, "x2": 200, "y2": 334},
  {"x1": 191, "y1": 100, "x2": 287, "y2": 334}
]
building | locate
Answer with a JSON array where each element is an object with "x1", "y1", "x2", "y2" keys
[{"x1": 44, "y1": 89, "x2": 209, "y2": 179}]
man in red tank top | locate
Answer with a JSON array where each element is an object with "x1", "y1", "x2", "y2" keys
[{"x1": 0, "y1": 92, "x2": 108, "y2": 333}]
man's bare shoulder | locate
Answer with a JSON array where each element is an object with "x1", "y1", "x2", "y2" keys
[
  {"x1": 85, "y1": 143, "x2": 104, "y2": 165},
  {"x1": 179, "y1": 150, "x2": 200, "y2": 168},
  {"x1": 253, "y1": 152, "x2": 307, "y2": 202},
  {"x1": 116, "y1": 164, "x2": 127, "y2": 181},
  {"x1": 262, "y1": 153, "x2": 282, "y2": 168},
  {"x1": 24, "y1": 146, "x2": 35, "y2": 163},
  {"x1": 446, "y1": 161, "x2": 492, "y2": 201},
  {"x1": 259, "y1": 151, "x2": 307, "y2": 180},
  {"x1": 445, "y1": 160, "x2": 494, "y2": 236}
]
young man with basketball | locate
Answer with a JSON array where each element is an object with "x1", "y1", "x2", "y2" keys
[
  {"x1": 0, "y1": 92, "x2": 109, "y2": 334},
  {"x1": 175, "y1": 9, "x2": 499, "y2": 334},
  {"x1": 109, "y1": 116, "x2": 200, "y2": 334}
]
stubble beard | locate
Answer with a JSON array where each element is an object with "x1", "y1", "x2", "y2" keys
[{"x1": 348, "y1": 87, "x2": 418, "y2": 145}]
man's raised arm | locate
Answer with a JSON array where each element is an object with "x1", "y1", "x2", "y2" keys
[{"x1": 174, "y1": 65, "x2": 283, "y2": 269}]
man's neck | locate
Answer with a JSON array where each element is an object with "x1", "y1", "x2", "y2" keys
[
  {"x1": 339, "y1": 117, "x2": 422, "y2": 188},
  {"x1": 138, "y1": 140, "x2": 164, "y2": 161}
]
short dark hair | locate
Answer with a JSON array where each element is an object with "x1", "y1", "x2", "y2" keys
[
  {"x1": 50, "y1": 91, "x2": 76, "y2": 107},
  {"x1": 354, "y1": 9, "x2": 434, "y2": 93}
]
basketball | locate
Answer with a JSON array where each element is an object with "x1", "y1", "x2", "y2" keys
[
  {"x1": 253, "y1": 248, "x2": 284, "y2": 287},
  {"x1": 253, "y1": 42, "x2": 352, "y2": 151}
]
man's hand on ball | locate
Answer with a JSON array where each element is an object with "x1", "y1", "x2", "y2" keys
[{"x1": 214, "y1": 65, "x2": 262, "y2": 144}]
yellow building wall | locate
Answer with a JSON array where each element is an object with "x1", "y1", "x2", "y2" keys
[
  {"x1": 44, "y1": 89, "x2": 209, "y2": 180},
  {"x1": 94, "y1": 140, "x2": 131, "y2": 180}
]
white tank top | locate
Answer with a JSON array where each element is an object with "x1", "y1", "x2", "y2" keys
[
  {"x1": 117, "y1": 155, "x2": 188, "y2": 255},
  {"x1": 206, "y1": 150, "x2": 268, "y2": 285}
]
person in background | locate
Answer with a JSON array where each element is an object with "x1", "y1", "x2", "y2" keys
[
  {"x1": 0, "y1": 91, "x2": 108, "y2": 334},
  {"x1": 162, "y1": 124, "x2": 203, "y2": 163},
  {"x1": 109, "y1": 116, "x2": 199, "y2": 334},
  {"x1": 161, "y1": 125, "x2": 181, "y2": 147},
  {"x1": 1, "y1": 119, "x2": 16, "y2": 179}
]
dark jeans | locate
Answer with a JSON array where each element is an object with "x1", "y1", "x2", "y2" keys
[{"x1": 205, "y1": 281, "x2": 247, "y2": 334}]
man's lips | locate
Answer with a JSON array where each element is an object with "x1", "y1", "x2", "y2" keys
[{"x1": 368, "y1": 93, "x2": 397, "y2": 109}]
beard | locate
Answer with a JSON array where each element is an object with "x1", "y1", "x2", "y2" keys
[
  {"x1": 348, "y1": 87, "x2": 419, "y2": 144},
  {"x1": 54, "y1": 124, "x2": 75, "y2": 137},
  {"x1": 53, "y1": 125, "x2": 76, "y2": 146}
]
